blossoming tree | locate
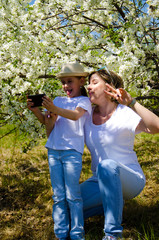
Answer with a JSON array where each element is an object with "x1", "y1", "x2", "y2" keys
[{"x1": 0, "y1": 0, "x2": 159, "y2": 150}]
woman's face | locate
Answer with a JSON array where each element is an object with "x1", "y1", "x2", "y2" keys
[{"x1": 87, "y1": 73, "x2": 108, "y2": 104}]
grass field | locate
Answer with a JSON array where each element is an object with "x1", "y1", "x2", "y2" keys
[{"x1": 0, "y1": 127, "x2": 159, "y2": 240}]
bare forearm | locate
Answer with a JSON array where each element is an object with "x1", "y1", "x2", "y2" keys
[
  {"x1": 52, "y1": 106, "x2": 85, "y2": 121},
  {"x1": 104, "y1": 85, "x2": 159, "y2": 134},
  {"x1": 44, "y1": 112, "x2": 57, "y2": 138},
  {"x1": 46, "y1": 124, "x2": 54, "y2": 138},
  {"x1": 42, "y1": 96, "x2": 86, "y2": 120},
  {"x1": 33, "y1": 109, "x2": 45, "y2": 124},
  {"x1": 53, "y1": 106, "x2": 78, "y2": 120},
  {"x1": 132, "y1": 101, "x2": 159, "y2": 134}
]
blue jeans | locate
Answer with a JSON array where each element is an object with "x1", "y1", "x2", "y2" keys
[
  {"x1": 80, "y1": 159, "x2": 146, "y2": 238},
  {"x1": 48, "y1": 148, "x2": 85, "y2": 240}
]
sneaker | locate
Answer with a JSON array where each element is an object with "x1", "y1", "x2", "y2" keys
[
  {"x1": 103, "y1": 236, "x2": 123, "y2": 240},
  {"x1": 102, "y1": 236, "x2": 117, "y2": 240}
]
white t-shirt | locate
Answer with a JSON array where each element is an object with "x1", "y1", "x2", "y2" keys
[
  {"x1": 84, "y1": 104, "x2": 143, "y2": 173},
  {"x1": 45, "y1": 96, "x2": 92, "y2": 154}
]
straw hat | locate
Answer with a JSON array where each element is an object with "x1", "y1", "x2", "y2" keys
[{"x1": 57, "y1": 62, "x2": 89, "y2": 78}]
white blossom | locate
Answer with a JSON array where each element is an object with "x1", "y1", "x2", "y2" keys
[{"x1": 0, "y1": 0, "x2": 158, "y2": 148}]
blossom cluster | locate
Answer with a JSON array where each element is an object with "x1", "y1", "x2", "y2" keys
[{"x1": 0, "y1": 0, "x2": 158, "y2": 149}]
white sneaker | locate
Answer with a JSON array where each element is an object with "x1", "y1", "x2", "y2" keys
[{"x1": 102, "y1": 236, "x2": 117, "y2": 240}]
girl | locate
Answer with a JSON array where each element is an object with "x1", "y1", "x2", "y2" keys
[{"x1": 27, "y1": 62, "x2": 91, "y2": 240}]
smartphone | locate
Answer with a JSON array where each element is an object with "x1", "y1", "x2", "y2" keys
[{"x1": 28, "y1": 94, "x2": 46, "y2": 107}]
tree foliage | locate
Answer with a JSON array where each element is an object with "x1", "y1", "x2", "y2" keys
[{"x1": 0, "y1": 0, "x2": 159, "y2": 148}]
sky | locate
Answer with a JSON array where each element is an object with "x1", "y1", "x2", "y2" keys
[{"x1": 29, "y1": 0, "x2": 35, "y2": 4}]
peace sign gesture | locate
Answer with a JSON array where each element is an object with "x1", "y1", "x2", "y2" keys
[{"x1": 104, "y1": 83, "x2": 133, "y2": 106}]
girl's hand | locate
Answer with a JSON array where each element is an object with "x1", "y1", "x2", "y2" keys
[
  {"x1": 27, "y1": 97, "x2": 45, "y2": 124},
  {"x1": 104, "y1": 83, "x2": 133, "y2": 106},
  {"x1": 42, "y1": 96, "x2": 56, "y2": 113},
  {"x1": 27, "y1": 98, "x2": 39, "y2": 112}
]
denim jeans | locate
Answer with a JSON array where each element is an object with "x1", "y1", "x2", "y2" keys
[
  {"x1": 48, "y1": 148, "x2": 85, "y2": 240},
  {"x1": 80, "y1": 159, "x2": 146, "y2": 238}
]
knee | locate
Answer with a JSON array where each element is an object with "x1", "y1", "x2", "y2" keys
[
  {"x1": 65, "y1": 188, "x2": 82, "y2": 203},
  {"x1": 53, "y1": 192, "x2": 66, "y2": 203},
  {"x1": 97, "y1": 159, "x2": 119, "y2": 178}
]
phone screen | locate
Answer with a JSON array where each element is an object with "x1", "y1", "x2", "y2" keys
[{"x1": 28, "y1": 94, "x2": 46, "y2": 107}]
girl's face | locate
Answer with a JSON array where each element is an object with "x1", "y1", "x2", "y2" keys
[
  {"x1": 61, "y1": 76, "x2": 83, "y2": 98},
  {"x1": 87, "y1": 73, "x2": 108, "y2": 104}
]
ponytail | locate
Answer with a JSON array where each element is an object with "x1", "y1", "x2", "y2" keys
[{"x1": 81, "y1": 86, "x2": 88, "y2": 96}]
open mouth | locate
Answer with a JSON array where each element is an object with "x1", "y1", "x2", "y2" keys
[{"x1": 66, "y1": 90, "x2": 72, "y2": 96}]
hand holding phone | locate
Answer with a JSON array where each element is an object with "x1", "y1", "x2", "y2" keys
[{"x1": 27, "y1": 94, "x2": 46, "y2": 108}]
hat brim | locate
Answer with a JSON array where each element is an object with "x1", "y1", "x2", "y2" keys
[{"x1": 57, "y1": 72, "x2": 89, "y2": 78}]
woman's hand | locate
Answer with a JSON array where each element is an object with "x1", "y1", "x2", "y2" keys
[
  {"x1": 104, "y1": 84, "x2": 159, "y2": 134},
  {"x1": 45, "y1": 111, "x2": 57, "y2": 124},
  {"x1": 104, "y1": 83, "x2": 133, "y2": 106},
  {"x1": 45, "y1": 111, "x2": 58, "y2": 137}
]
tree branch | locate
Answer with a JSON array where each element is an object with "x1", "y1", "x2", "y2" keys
[
  {"x1": 113, "y1": 3, "x2": 127, "y2": 22},
  {"x1": 0, "y1": 127, "x2": 17, "y2": 139},
  {"x1": 19, "y1": 73, "x2": 56, "y2": 79},
  {"x1": 136, "y1": 96, "x2": 159, "y2": 100}
]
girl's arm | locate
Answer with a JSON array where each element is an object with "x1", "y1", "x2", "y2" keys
[
  {"x1": 42, "y1": 96, "x2": 86, "y2": 120},
  {"x1": 104, "y1": 84, "x2": 159, "y2": 134},
  {"x1": 27, "y1": 98, "x2": 45, "y2": 124}
]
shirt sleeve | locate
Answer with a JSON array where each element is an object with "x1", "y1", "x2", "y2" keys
[
  {"x1": 126, "y1": 106, "x2": 142, "y2": 133},
  {"x1": 77, "y1": 97, "x2": 92, "y2": 115},
  {"x1": 53, "y1": 97, "x2": 59, "y2": 106}
]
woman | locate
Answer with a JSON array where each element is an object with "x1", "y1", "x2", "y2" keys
[{"x1": 81, "y1": 68, "x2": 159, "y2": 240}]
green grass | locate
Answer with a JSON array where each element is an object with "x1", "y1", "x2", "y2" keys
[{"x1": 0, "y1": 127, "x2": 159, "y2": 240}]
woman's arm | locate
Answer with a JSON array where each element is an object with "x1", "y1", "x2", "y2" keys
[
  {"x1": 42, "y1": 96, "x2": 86, "y2": 121},
  {"x1": 104, "y1": 84, "x2": 159, "y2": 134},
  {"x1": 130, "y1": 101, "x2": 159, "y2": 134},
  {"x1": 45, "y1": 111, "x2": 57, "y2": 137}
]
